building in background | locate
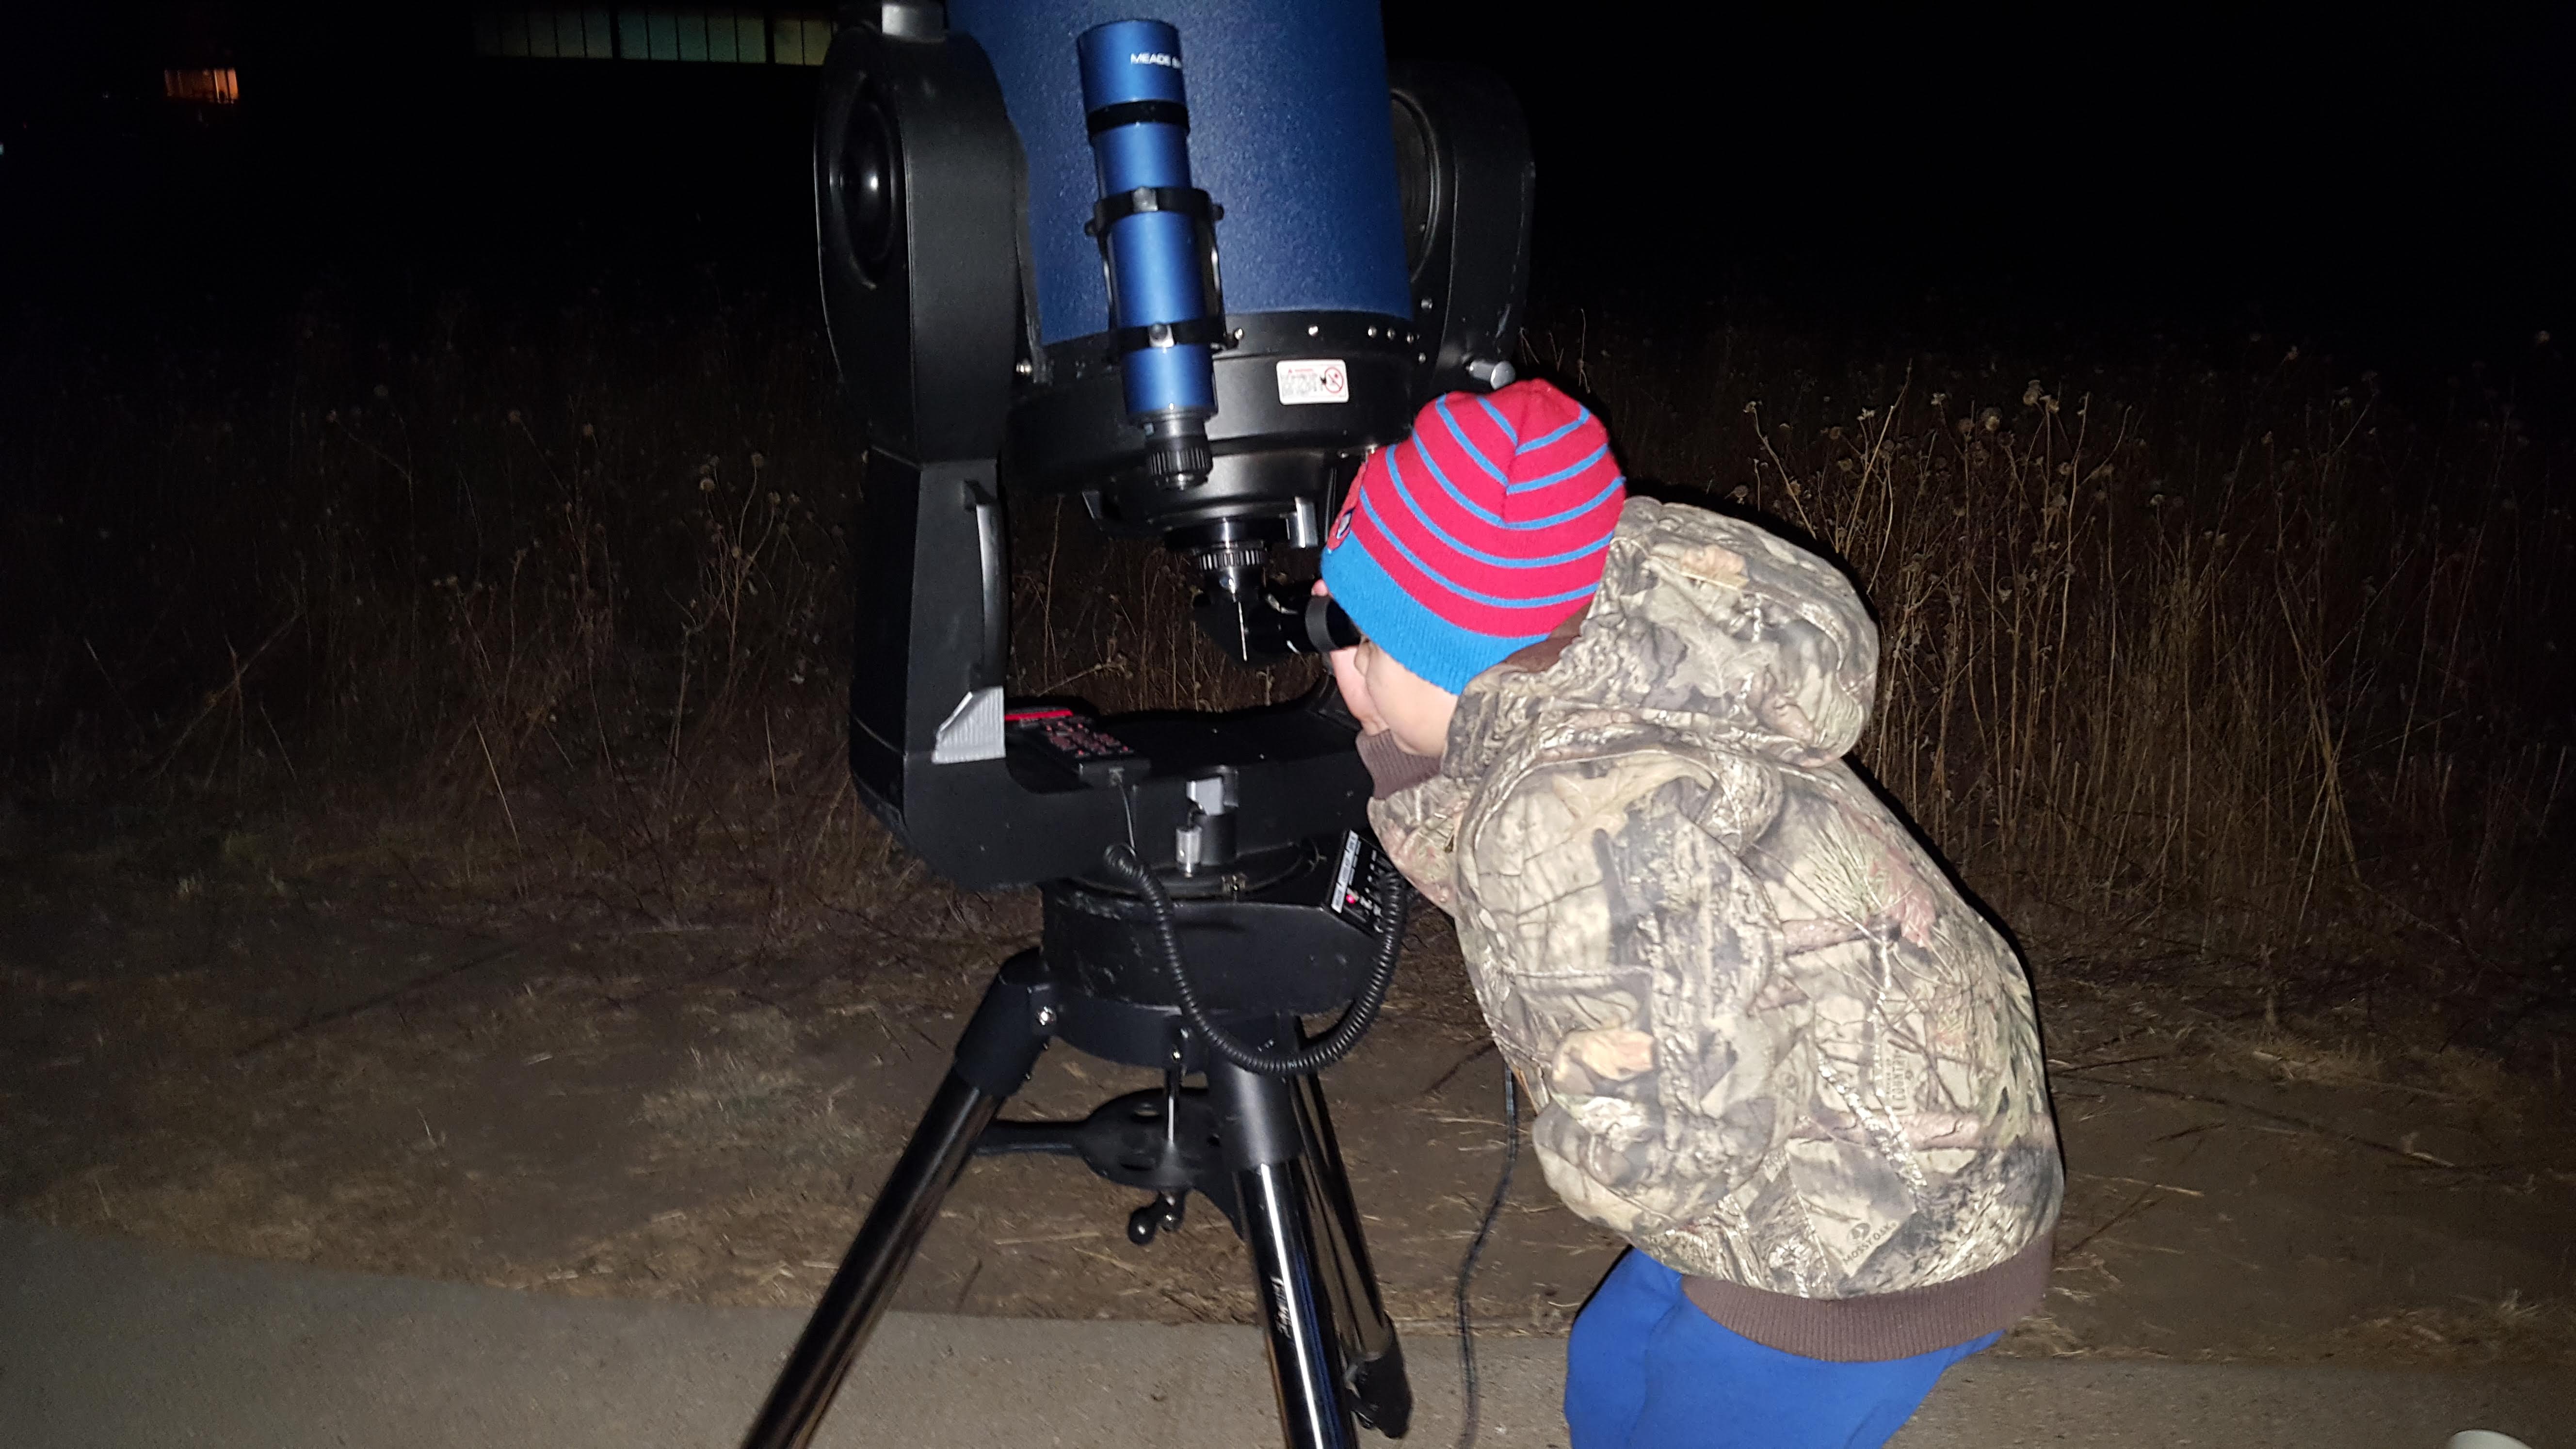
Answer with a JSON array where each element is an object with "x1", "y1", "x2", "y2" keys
[{"x1": 470, "y1": 9, "x2": 831, "y2": 66}]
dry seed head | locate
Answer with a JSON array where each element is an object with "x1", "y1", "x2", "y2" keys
[
  {"x1": 2023, "y1": 381, "x2": 2042, "y2": 407},
  {"x1": 507, "y1": 409, "x2": 523, "y2": 424}
]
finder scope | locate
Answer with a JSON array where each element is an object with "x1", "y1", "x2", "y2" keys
[{"x1": 1077, "y1": 20, "x2": 1223, "y2": 489}]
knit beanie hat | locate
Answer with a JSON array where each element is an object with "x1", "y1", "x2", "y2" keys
[{"x1": 1319, "y1": 379, "x2": 1625, "y2": 693}]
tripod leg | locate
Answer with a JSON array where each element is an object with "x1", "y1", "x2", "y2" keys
[
  {"x1": 1294, "y1": 1074, "x2": 1412, "y2": 1438},
  {"x1": 1212, "y1": 1056, "x2": 1359, "y2": 1449},
  {"x1": 737, "y1": 952, "x2": 1056, "y2": 1449}
]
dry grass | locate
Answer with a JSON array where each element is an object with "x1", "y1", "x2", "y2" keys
[
  {"x1": 1524, "y1": 311, "x2": 2573, "y2": 973},
  {"x1": 3, "y1": 287, "x2": 915, "y2": 930},
  {"x1": 3, "y1": 287, "x2": 2569, "y2": 1005},
  {"x1": 637, "y1": 1009, "x2": 867, "y2": 1167},
  {"x1": 2336, "y1": 1292, "x2": 2576, "y2": 1367},
  {"x1": 2205, "y1": 1023, "x2": 2535, "y2": 1126}
]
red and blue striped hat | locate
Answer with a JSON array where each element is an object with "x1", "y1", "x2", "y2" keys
[{"x1": 1320, "y1": 379, "x2": 1625, "y2": 693}]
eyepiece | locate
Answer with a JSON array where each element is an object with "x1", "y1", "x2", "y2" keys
[
  {"x1": 1175, "y1": 515, "x2": 1362, "y2": 663},
  {"x1": 1304, "y1": 593, "x2": 1362, "y2": 653}
]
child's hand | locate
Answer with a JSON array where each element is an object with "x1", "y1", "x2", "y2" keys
[
  {"x1": 1317, "y1": 580, "x2": 1392, "y2": 736},
  {"x1": 1330, "y1": 649, "x2": 1391, "y2": 736}
]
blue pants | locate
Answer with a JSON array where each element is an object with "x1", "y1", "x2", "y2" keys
[{"x1": 1564, "y1": 1251, "x2": 1997, "y2": 1449}]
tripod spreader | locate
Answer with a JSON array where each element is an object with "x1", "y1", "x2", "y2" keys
[{"x1": 977, "y1": 1083, "x2": 1246, "y2": 1237}]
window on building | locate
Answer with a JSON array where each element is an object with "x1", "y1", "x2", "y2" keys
[
  {"x1": 770, "y1": 15, "x2": 833, "y2": 65},
  {"x1": 472, "y1": 10, "x2": 832, "y2": 65},
  {"x1": 164, "y1": 68, "x2": 242, "y2": 104}
]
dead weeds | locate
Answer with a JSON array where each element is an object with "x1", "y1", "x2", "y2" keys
[
  {"x1": 637, "y1": 1009, "x2": 867, "y2": 1169},
  {"x1": 2336, "y1": 1293, "x2": 2576, "y2": 1367}
]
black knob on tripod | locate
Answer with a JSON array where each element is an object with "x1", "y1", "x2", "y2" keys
[{"x1": 1126, "y1": 1191, "x2": 1188, "y2": 1245}]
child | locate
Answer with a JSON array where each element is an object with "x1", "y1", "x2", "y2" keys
[{"x1": 1317, "y1": 379, "x2": 2062, "y2": 1449}]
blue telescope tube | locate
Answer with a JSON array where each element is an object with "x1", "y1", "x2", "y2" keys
[{"x1": 1078, "y1": 19, "x2": 1218, "y2": 484}]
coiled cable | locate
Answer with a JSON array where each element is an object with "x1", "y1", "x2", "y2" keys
[{"x1": 1100, "y1": 841, "x2": 1408, "y2": 1078}]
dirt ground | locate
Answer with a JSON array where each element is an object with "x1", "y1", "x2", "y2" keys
[{"x1": 4, "y1": 853, "x2": 2573, "y2": 1370}]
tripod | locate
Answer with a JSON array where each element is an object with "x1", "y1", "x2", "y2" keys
[{"x1": 740, "y1": 844, "x2": 1414, "y2": 1449}]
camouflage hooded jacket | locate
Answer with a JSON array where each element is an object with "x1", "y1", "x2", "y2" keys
[{"x1": 1371, "y1": 497, "x2": 2062, "y2": 1300}]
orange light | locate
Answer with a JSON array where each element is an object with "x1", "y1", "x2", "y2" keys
[{"x1": 163, "y1": 68, "x2": 240, "y2": 105}]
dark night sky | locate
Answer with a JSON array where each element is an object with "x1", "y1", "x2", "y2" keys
[
  {"x1": 1392, "y1": 5, "x2": 2575, "y2": 361},
  {"x1": 2, "y1": 4, "x2": 2570, "y2": 369}
]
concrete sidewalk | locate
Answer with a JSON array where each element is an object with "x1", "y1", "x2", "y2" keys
[{"x1": 0, "y1": 1219, "x2": 2561, "y2": 1448}]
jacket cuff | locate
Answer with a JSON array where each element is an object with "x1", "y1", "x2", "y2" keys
[{"x1": 1355, "y1": 729, "x2": 1442, "y2": 799}]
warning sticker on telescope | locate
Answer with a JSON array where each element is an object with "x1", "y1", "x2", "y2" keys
[{"x1": 1276, "y1": 359, "x2": 1351, "y2": 405}]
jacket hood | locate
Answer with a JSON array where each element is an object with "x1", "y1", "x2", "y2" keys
[{"x1": 1448, "y1": 497, "x2": 1879, "y2": 776}]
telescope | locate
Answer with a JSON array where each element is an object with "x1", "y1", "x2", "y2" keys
[{"x1": 740, "y1": 3, "x2": 1531, "y2": 1446}]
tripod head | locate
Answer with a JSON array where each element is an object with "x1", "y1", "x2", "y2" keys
[{"x1": 817, "y1": 0, "x2": 1531, "y2": 887}]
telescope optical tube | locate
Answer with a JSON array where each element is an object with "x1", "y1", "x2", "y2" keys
[{"x1": 1078, "y1": 20, "x2": 1220, "y2": 487}]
